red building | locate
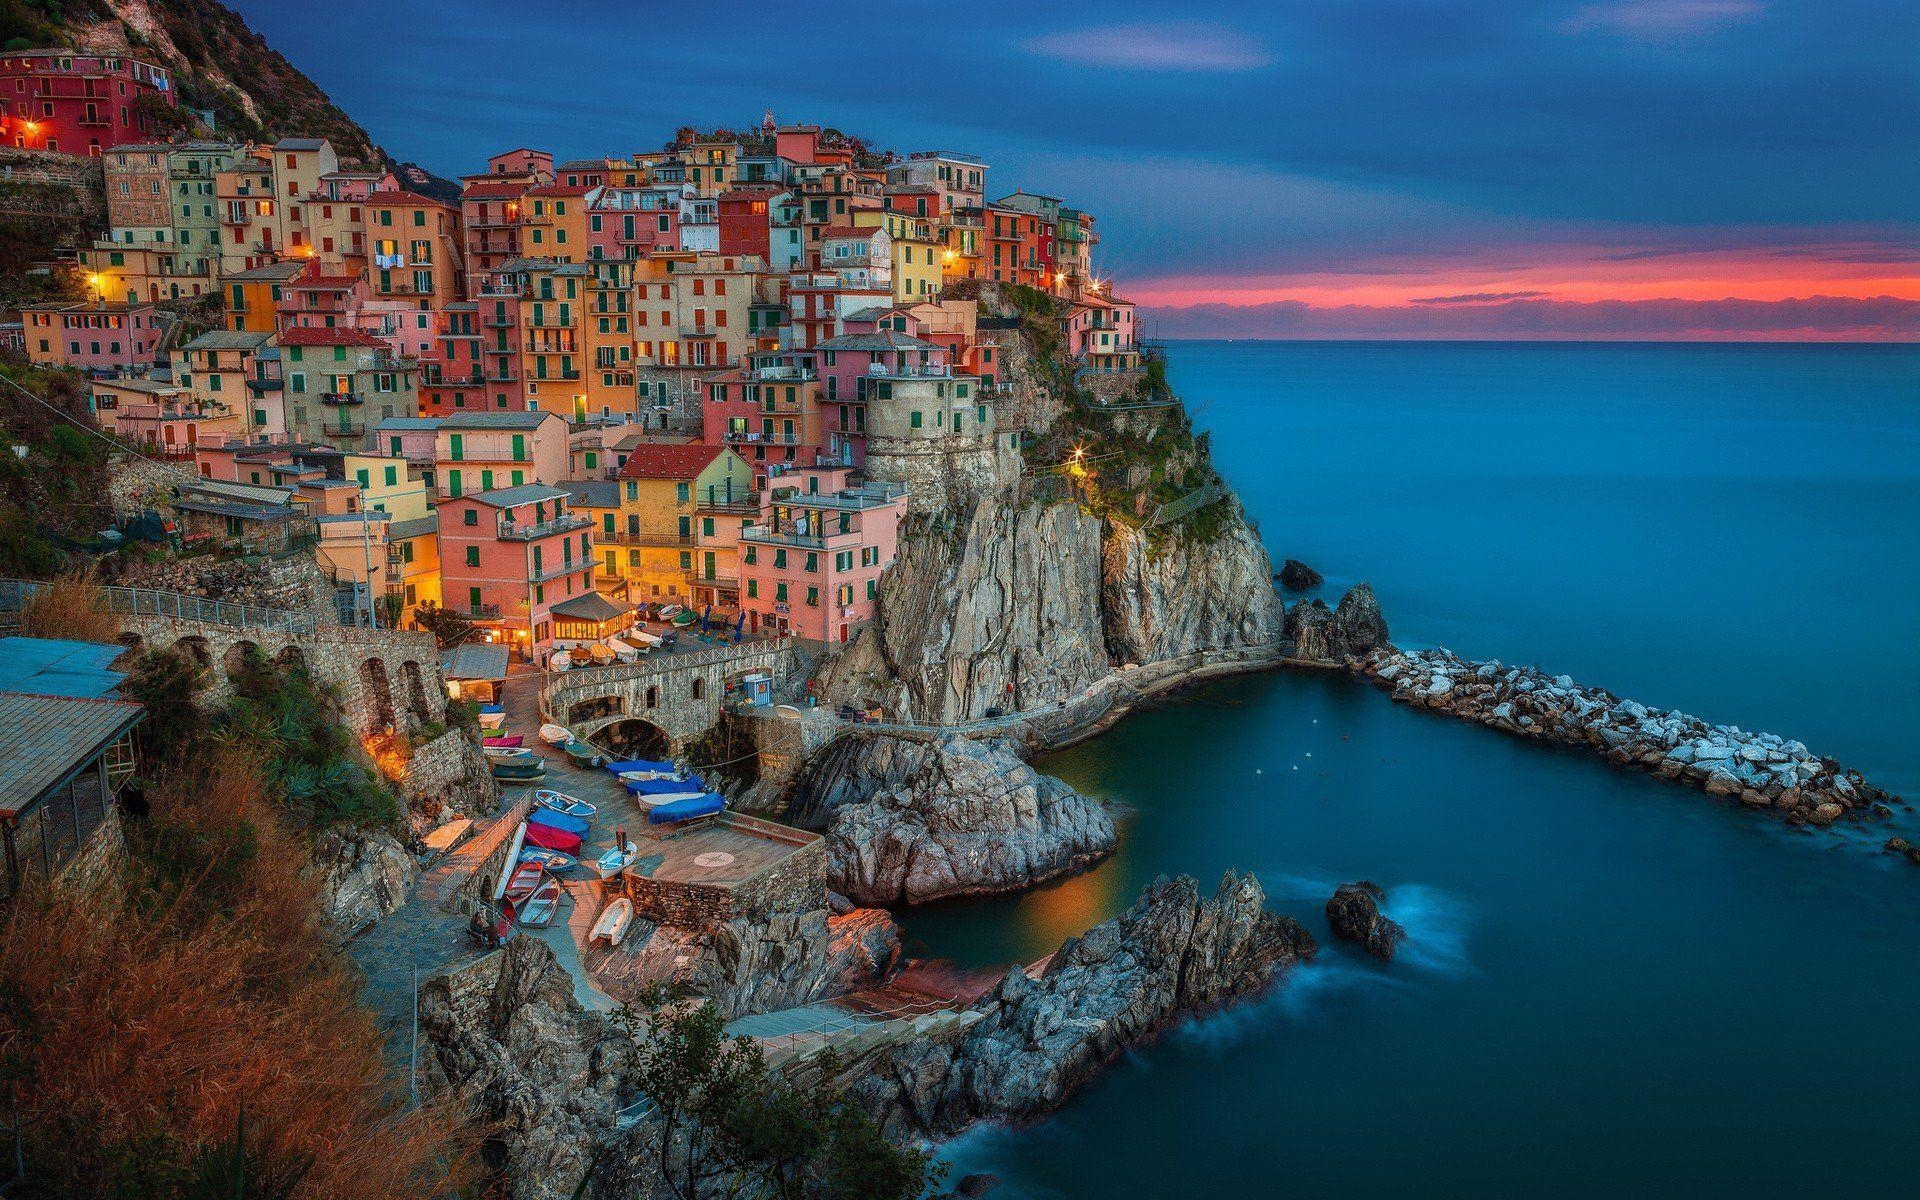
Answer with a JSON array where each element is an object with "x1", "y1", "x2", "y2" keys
[
  {"x1": 0, "y1": 49, "x2": 176, "y2": 156},
  {"x1": 419, "y1": 302, "x2": 491, "y2": 415},
  {"x1": 717, "y1": 185, "x2": 782, "y2": 258}
]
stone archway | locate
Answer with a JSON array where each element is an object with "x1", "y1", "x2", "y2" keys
[
  {"x1": 359, "y1": 656, "x2": 396, "y2": 731},
  {"x1": 567, "y1": 694, "x2": 623, "y2": 726},
  {"x1": 276, "y1": 644, "x2": 306, "y2": 672},
  {"x1": 401, "y1": 660, "x2": 432, "y2": 725},
  {"x1": 222, "y1": 639, "x2": 260, "y2": 683},
  {"x1": 173, "y1": 635, "x2": 212, "y2": 670},
  {"x1": 601, "y1": 718, "x2": 670, "y2": 760}
]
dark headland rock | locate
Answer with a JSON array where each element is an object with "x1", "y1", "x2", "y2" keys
[
  {"x1": 1330, "y1": 582, "x2": 1390, "y2": 659},
  {"x1": 1325, "y1": 881, "x2": 1407, "y2": 961},
  {"x1": 1283, "y1": 598, "x2": 1334, "y2": 661},
  {"x1": 1278, "y1": 558, "x2": 1324, "y2": 590}
]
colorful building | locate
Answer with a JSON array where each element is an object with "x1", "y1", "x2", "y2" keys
[
  {"x1": 0, "y1": 48, "x2": 177, "y2": 155},
  {"x1": 738, "y1": 473, "x2": 907, "y2": 644},
  {"x1": 18, "y1": 301, "x2": 161, "y2": 376},
  {"x1": 434, "y1": 410, "x2": 569, "y2": 499},
  {"x1": 610, "y1": 443, "x2": 754, "y2": 604},
  {"x1": 436, "y1": 482, "x2": 595, "y2": 656},
  {"x1": 278, "y1": 326, "x2": 418, "y2": 452}
]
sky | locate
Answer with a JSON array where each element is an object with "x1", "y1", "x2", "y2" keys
[{"x1": 230, "y1": 0, "x2": 1920, "y2": 339}]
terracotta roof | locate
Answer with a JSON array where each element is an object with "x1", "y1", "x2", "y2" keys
[
  {"x1": 617, "y1": 443, "x2": 726, "y2": 481},
  {"x1": 526, "y1": 183, "x2": 591, "y2": 197},
  {"x1": 365, "y1": 189, "x2": 451, "y2": 208},
  {"x1": 277, "y1": 327, "x2": 387, "y2": 348},
  {"x1": 462, "y1": 181, "x2": 529, "y2": 200},
  {"x1": 820, "y1": 225, "x2": 879, "y2": 240},
  {"x1": 291, "y1": 273, "x2": 361, "y2": 290}
]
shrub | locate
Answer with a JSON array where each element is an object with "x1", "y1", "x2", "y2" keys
[{"x1": 15, "y1": 569, "x2": 121, "y2": 643}]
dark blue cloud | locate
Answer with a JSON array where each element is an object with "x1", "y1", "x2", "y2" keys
[{"x1": 227, "y1": 0, "x2": 1919, "y2": 290}]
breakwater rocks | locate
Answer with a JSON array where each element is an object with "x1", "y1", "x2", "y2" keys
[
  {"x1": 1325, "y1": 882, "x2": 1405, "y2": 961},
  {"x1": 1361, "y1": 646, "x2": 1899, "y2": 825},
  {"x1": 852, "y1": 872, "x2": 1316, "y2": 1137},
  {"x1": 806, "y1": 735, "x2": 1117, "y2": 905}
]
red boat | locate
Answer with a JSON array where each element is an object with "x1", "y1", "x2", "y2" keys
[
  {"x1": 503, "y1": 860, "x2": 544, "y2": 903},
  {"x1": 483, "y1": 735, "x2": 524, "y2": 748},
  {"x1": 522, "y1": 822, "x2": 583, "y2": 854}
]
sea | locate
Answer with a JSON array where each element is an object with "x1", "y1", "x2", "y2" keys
[{"x1": 905, "y1": 341, "x2": 1920, "y2": 1198}]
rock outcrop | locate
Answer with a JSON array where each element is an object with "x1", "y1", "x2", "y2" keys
[
  {"x1": 418, "y1": 938, "x2": 633, "y2": 1200},
  {"x1": 1283, "y1": 597, "x2": 1334, "y2": 661},
  {"x1": 1362, "y1": 646, "x2": 1900, "y2": 825},
  {"x1": 1883, "y1": 837, "x2": 1920, "y2": 866},
  {"x1": 851, "y1": 872, "x2": 1315, "y2": 1137},
  {"x1": 1102, "y1": 512, "x2": 1281, "y2": 668},
  {"x1": 1286, "y1": 582, "x2": 1388, "y2": 663},
  {"x1": 801, "y1": 734, "x2": 1116, "y2": 905},
  {"x1": 590, "y1": 906, "x2": 902, "y2": 1020},
  {"x1": 1278, "y1": 559, "x2": 1323, "y2": 590},
  {"x1": 1325, "y1": 882, "x2": 1405, "y2": 960},
  {"x1": 310, "y1": 826, "x2": 417, "y2": 935}
]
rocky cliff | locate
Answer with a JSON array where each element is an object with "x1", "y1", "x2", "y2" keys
[
  {"x1": 793, "y1": 734, "x2": 1116, "y2": 906},
  {"x1": 848, "y1": 872, "x2": 1315, "y2": 1137},
  {"x1": 310, "y1": 825, "x2": 417, "y2": 936}
]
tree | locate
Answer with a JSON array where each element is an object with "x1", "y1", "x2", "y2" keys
[
  {"x1": 623, "y1": 990, "x2": 940, "y2": 1200},
  {"x1": 409, "y1": 601, "x2": 475, "y2": 649}
]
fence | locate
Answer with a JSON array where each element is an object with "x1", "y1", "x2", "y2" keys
[{"x1": 0, "y1": 577, "x2": 317, "y2": 635}]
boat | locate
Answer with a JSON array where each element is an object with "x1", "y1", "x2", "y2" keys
[
  {"x1": 587, "y1": 643, "x2": 616, "y2": 664},
  {"x1": 528, "y1": 806, "x2": 591, "y2": 835},
  {"x1": 478, "y1": 709, "x2": 507, "y2": 730},
  {"x1": 491, "y1": 760, "x2": 547, "y2": 781},
  {"x1": 479, "y1": 703, "x2": 506, "y2": 715},
  {"x1": 589, "y1": 897, "x2": 634, "y2": 946},
  {"x1": 533, "y1": 789, "x2": 597, "y2": 819},
  {"x1": 647, "y1": 792, "x2": 725, "y2": 825},
  {"x1": 562, "y1": 739, "x2": 602, "y2": 768},
  {"x1": 594, "y1": 841, "x2": 640, "y2": 879},
  {"x1": 518, "y1": 877, "x2": 562, "y2": 927},
  {"x1": 626, "y1": 774, "x2": 705, "y2": 804},
  {"x1": 550, "y1": 650, "x2": 572, "y2": 672},
  {"x1": 484, "y1": 745, "x2": 533, "y2": 760},
  {"x1": 493, "y1": 822, "x2": 530, "y2": 902},
  {"x1": 657, "y1": 603, "x2": 684, "y2": 621},
  {"x1": 670, "y1": 609, "x2": 698, "y2": 628},
  {"x1": 604, "y1": 757, "x2": 677, "y2": 778},
  {"x1": 522, "y1": 821, "x2": 583, "y2": 854},
  {"x1": 628, "y1": 627, "x2": 662, "y2": 648},
  {"x1": 605, "y1": 636, "x2": 640, "y2": 663},
  {"x1": 483, "y1": 734, "x2": 524, "y2": 748},
  {"x1": 518, "y1": 846, "x2": 577, "y2": 873},
  {"x1": 539, "y1": 723, "x2": 572, "y2": 745},
  {"x1": 503, "y1": 860, "x2": 544, "y2": 904}
]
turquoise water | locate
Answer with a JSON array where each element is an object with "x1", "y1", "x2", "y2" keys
[{"x1": 908, "y1": 342, "x2": 1920, "y2": 1197}]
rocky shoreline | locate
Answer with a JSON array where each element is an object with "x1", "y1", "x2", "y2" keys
[{"x1": 1356, "y1": 644, "x2": 1900, "y2": 826}]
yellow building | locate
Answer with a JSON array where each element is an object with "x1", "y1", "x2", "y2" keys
[
  {"x1": 685, "y1": 140, "x2": 739, "y2": 198},
  {"x1": 608, "y1": 443, "x2": 753, "y2": 603},
  {"x1": 582, "y1": 258, "x2": 638, "y2": 419},
  {"x1": 511, "y1": 259, "x2": 592, "y2": 419},
  {"x1": 522, "y1": 184, "x2": 594, "y2": 262},
  {"x1": 334, "y1": 452, "x2": 441, "y2": 621},
  {"x1": 221, "y1": 260, "x2": 306, "y2": 333},
  {"x1": 856, "y1": 209, "x2": 943, "y2": 303},
  {"x1": 176, "y1": 330, "x2": 274, "y2": 441}
]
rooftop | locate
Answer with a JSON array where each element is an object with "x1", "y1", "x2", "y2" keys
[
  {"x1": 437, "y1": 411, "x2": 555, "y2": 431},
  {"x1": 0, "y1": 692, "x2": 143, "y2": 816},
  {"x1": 0, "y1": 637, "x2": 129, "y2": 700},
  {"x1": 440, "y1": 642, "x2": 510, "y2": 683},
  {"x1": 277, "y1": 327, "x2": 387, "y2": 349},
  {"x1": 548, "y1": 591, "x2": 632, "y2": 623},
  {"x1": 221, "y1": 261, "x2": 308, "y2": 283},
  {"x1": 562, "y1": 480, "x2": 621, "y2": 509},
  {"x1": 617, "y1": 443, "x2": 726, "y2": 481},
  {"x1": 466, "y1": 483, "x2": 571, "y2": 508},
  {"x1": 183, "y1": 330, "x2": 273, "y2": 352},
  {"x1": 815, "y1": 331, "x2": 936, "y2": 352}
]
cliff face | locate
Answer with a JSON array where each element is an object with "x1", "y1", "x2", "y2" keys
[
  {"x1": 1103, "y1": 509, "x2": 1281, "y2": 665},
  {"x1": 800, "y1": 734, "x2": 1116, "y2": 905}
]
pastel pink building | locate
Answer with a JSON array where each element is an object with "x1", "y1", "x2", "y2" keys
[
  {"x1": 20, "y1": 301, "x2": 161, "y2": 375},
  {"x1": 437, "y1": 482, "x2": 596, "y2": 655},
  {"x1": 276, "y1": 263, "x2": 369, "y2": 330},
  {"x1": 738, "y1": 472, "x2": 907, "y2": 644},
  {"x1": 435, "y1": 410, "x2": 570, "y2": 499}
]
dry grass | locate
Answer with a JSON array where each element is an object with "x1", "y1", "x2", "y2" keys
[
  {"x1": 0, "y1": 742, "x2": 474, "y2": 1198},
  {"x1": 16, "y1": 567, "x2": 123, "y2": 643}
]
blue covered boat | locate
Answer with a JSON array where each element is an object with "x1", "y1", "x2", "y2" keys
[
  {"x1": 626, "y1": 775, "x2": 705, "y2": 803},
  {"x1": 518, "y1": 846, "x2": 577, "y2": 872},
  {"x1": 528, "y1": 807, "x2": 590, "y2": 835},
  {"x1": 646, "y1": 793, "x2": 725, "y2": 825},
  {"x1": 604, "y1": 757, "x2": 677, "y2": 778}
]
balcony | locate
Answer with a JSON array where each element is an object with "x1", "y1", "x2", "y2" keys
[
  {"x1": 498, "y1": 513, "x2": 592, "y2": 541},
  {"x1": 319, "y1": 391, "x2": 362, "y2": 406},
  {"x1": 484, "y1": 368, "x2": 519, "y2": 384},
  {"x1": 601, "y1": 530, "x2": 695, "y2": 548},
  {"x1": 528, "y1": 558, "x2": 595, "y2": 584},
  {"x1": 247, "y1": 377, "x2": 283, "y2": 392},
  {"x1": 739, "y1": 523, "x2": 826, "y2": 550},
  {"x1": 464, "y1": 602, "x2": 503, "y2": 619},
  {"x1": 324, "y1": 422, "x2": 367, "y2": 438},
  {"x1": 726, "y1": 429, "x2": 800, "y2": 446},
  {"x1": 680, "y1": 324, "x2": 717, "y2": 338}
]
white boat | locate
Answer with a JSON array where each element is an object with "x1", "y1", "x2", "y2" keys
[
  {"x1": 518, "y1": 877, "x2": 562, "y2": 927},
  {"x1": 594, "y1": 842, "x2": 640, "y2": 879},
  {"x1": 628, "y1": 627, "x2": 662, "y2": 647},
  {"x1": 590, "y1": 897, "x2": 634, "y2": 946},
  {"x1": 478, "y1": 710, "x2": 507, "y2": 729},
  {"x1": 484, "y1": 745, "x2": 533, "y2": 760},
  {"x1": 539, "y1": 723, "x2": 572, "y2": 745},
  {"x1": 605, "y1": 636, "x2": 641, "y2": 663},
  {"x1": 532, "y1": 789, "x2": 598, "y2": 819},
  {"x1": 550, "y1": 650, "x2": 572, "y2": 672}
]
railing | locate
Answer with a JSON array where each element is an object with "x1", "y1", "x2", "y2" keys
[
  {"x1": 1145, "y1": 481, "x2": 1231, "y2": 529},
  {"x1": 528, "y1": 559, "x2": 595, "y2": 584},
  {"x1": 0, "y1": 578, "x2": 317, "y2": 634},
  {"x1": 739, "y1": 525, "x2": 825, "y2": 549},
  {"x1": 601, "y1": 530, "x2": 695, "y2": 548},
  {"x1": 499, "y1": 513, "x2": 593, "y2": 541},
  {"x1": 319, "y1": 391, "x2": 362, "y2": 406}
]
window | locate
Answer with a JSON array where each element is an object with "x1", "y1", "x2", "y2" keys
[
  {"x1": 465, "y1": 546, "x2": 480, "y2": 567},
  {"x1": 675, "y1": 482, "x2": 690, "y2": 503},
  {"x1": 468, "y1": 586, "x2": 482, "y2": 613},
  {"x1": 910, "y1": 411, "x2": 922, "y2": 429},
  {"x1": 775, "y1": 581, "x2": 788, "y2": 603},
  {"x1": 747, "y1": 579, "x2": 758, "y2": 598},
  {"x1": 805, "y1": 586, "x2": 819, "y2": 608}
]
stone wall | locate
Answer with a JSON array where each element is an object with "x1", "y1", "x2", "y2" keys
[{"x1": 613, "y1": 826, "x2": 827, "y2": 929}]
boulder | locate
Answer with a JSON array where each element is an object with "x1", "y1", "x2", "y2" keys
[
  {"x1": 1277, "y1": 558, "x2": 1324, "y2": 590},
  {"x1": 1283, "y1": 598, "x2": 1335, "y2": 661},
  {"x1": 1329, "y1": 582, "x2": 1390, "y2": 659},
  {"x1": 309, "y1": 826, "x2": 418, "y2": 936},
  {"x1": 1884, "y1": 837, "x2": 1920, "y2": 865},
  {"x1": 1324, "y1": 881, "x2": 1406, "y2": 961}
]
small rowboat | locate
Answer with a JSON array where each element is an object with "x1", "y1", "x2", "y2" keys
[
  {"x1": 485, "y1": 745, "x2": 533, "y2": 760},
  {"x1": 533, "y1": 789, "x2": 597, "y2": 820},
  {"x1": 647, "y1": 792, "x2": 725, "y2": 826},
  {"x1": 518, "y1": 846, "x2": 576, "y2": 873},
  {"x1": 590, "y1": 897, "x2": 634, "y2": 946},
  {"x1": 483, "y1": 735, "x2": 523, "y2": 748},
  {"x1": 539, "y1": 723, "x2": 571, "y2": 745},
  {"x1": 478, "y1": 710, "x2": 506, "y2": 729},
  {"x1": 604, "y1": 758, "x2": 676, "y2": 779},
  {"x1": 518, "y1": 877, "x2": 562, "y2": 928},
  {"x1": 626, "y1": 775, "x2": 705, "y2": 804},
  {"x1": 594, "y1": 842, "x2": 640, "y2": 879},
  {"x1": 491, "y1": 760, "x2": 547, "y2": 782},
  {"x1": 562, "y1": 739, "x2": 602, "y2": 768},
  {"x1": 503, "y1": 860, "x2": 544, "y2": 904}
]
